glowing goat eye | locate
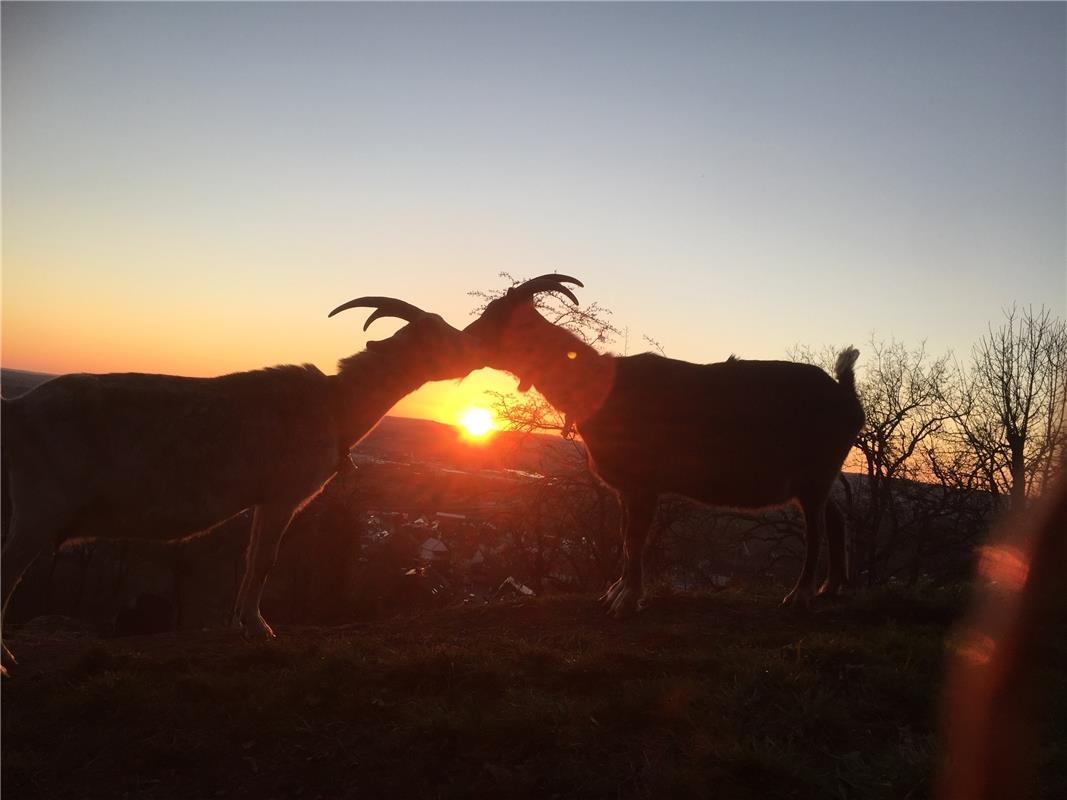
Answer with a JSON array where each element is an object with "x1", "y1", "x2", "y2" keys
[{"x1": 566, "y1": 351, "x2": 578, "y2": 360}]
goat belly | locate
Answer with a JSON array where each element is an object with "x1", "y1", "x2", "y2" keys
[
  {"x1": 73, "y1": 496, "x2": 250, "y2": 542},
  {"x1": 583, "y1": 423, "x2": 799, "y2": 511},
  {"x1": 669, "y1": 469, "x2": 797, "y2": 511}
]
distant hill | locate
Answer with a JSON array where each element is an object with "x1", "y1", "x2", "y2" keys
[
  {"x1": 1, "y1": 368, "x2": 54, "y2": 399},
  {"x1": 353, "y1": 415, "x2": 582, "y2": 475}
]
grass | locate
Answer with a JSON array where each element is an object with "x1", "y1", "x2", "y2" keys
[{"x1": 3, "y1": 587, "x2": 1065, "y2": 799}]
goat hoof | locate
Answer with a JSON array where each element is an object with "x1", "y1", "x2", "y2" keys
[
  {"x1": 781, "y1": 588, "x2": 813, "y2": 610},
  {"x1": 609, "y1": 588, "x2": 641, "y2": 620},
  {"x1": 240, "y1": 616, "x2": 276, "y2": 640},
  {"x1": 599, "y1": 578, "x2": 624, "y2": 607},
  {"x1": 816, "y1": 581, "x2": 847, "y2": 601},
  {"x1": 1, "y1": 644, "x2": 16, "y2": 677}
]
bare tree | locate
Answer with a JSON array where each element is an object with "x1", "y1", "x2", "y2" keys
[
  {"x1": 792, "y1": 339, "x2": 960, "y2": 584},
  {"x1": 959, "y1": 306, "x2": 1066, "y2": 511},
  {"x1": 483, "y1": 388, "x2": 567, "y2": 436}
]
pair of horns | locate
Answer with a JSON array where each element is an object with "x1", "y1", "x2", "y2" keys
[
  {"x1": 503, "y1": 274, "x2": 584, "y2": 305},
  {"x1": 328, "y1": 297, "x2": 428, "y2": 332},
  {"x1": 329, "y1": 274, "x2": 584, "y2": 332}
]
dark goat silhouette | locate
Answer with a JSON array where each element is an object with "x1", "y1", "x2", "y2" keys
[
  {"x1": 466, "y1": 275, "x2": 865, "y2": 617},
  {"x1": 2, "y1": 298, "x2": 482, "y2": 674}
]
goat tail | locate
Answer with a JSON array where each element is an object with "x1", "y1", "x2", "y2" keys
[{"x1": 833, "y1": 346, "x2": 860, "y2": 394}]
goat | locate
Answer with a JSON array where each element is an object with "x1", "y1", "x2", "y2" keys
[
  {"x1": 465, "y1": 275, "x2": 865, "y2": 617},
  {"x1": 1, "y1": 298, "x2": 482, "y2": 674}
]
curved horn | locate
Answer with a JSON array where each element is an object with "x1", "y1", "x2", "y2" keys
[
  {"x1": 328, "y1": 297, "x2": 429, "y2": 332},
  {"x1": 505, "y1": 274, "x2": 584, "y2": 306}
]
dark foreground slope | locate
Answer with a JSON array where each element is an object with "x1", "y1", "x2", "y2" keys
[{"x1": 4, "y1": 590, "x2": 1065, "y2": 800}]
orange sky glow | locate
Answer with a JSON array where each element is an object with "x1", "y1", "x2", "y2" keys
[
  {"x1": 2, "y1": 3, "x2": 1063, "y2": 434},
  {"x1": 0, "y1": 294, "x2": 523, "y2": 428}
]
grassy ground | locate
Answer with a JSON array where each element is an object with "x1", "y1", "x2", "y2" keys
[{"x1": 3, "y1": 588, "x2": 1065, "y2": 799}]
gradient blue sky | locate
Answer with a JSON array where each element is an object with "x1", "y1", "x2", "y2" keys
[{"x1": 3, "y1": 2, "x2": 1064, "y2": 423}]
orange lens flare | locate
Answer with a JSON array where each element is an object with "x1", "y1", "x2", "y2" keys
[{"x1": 976, "y1": 544, "x2": 1030, "y2": 592}]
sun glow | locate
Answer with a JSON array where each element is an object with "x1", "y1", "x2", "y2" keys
[{"x1": 458, "y1": 407, "x2": 496, "y2": 439}]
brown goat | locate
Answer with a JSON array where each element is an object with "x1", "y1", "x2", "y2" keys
[
  {"x1": 465, "y1": 275, "x2": 865, "y2": 617},
  {"x1": 1, "y1": 298, "x2": 481, "y2": 674}
]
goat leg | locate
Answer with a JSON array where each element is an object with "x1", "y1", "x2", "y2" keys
[
  {"x1": 599, "y1": 576, "x2": 624, "y2": 606},
  {"x1": 232, "y1": 502, "x2": 297, "y2": 638},
  {"x1": 782, "y1": 494, "x2": 828, "y2": 610},
  {"x1": 605, "y1": 493, "x2": 656, "y2": 619},
  {"x1": 599, "y1": 497, "x2": 630, "y2": 608},
  {"x1": 2, "y1": 503, "x2": 56, "y2": 675},
  {"x1": 817, "y1": 500, "x2": 849, "y2": 599}
]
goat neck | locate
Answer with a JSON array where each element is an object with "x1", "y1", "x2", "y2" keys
[
  {"x1": 331, "y1": 349, "x2": 428, "y2": 444},
  {"x1": 499, "y1": 305, "x2": 617, "y2": 428}
]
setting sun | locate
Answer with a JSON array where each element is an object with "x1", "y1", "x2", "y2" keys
[{"x1": 458, "y1": 407, "x2": 496, "y2": 439}]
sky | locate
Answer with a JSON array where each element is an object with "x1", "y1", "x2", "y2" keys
[{"x1": 3, "y1": 2, "x2": 1064, "y2": 426}]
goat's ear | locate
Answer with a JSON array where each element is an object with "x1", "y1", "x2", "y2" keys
[{"x1": 365, "y1": 339, "x2": 390, "y2": 354}]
